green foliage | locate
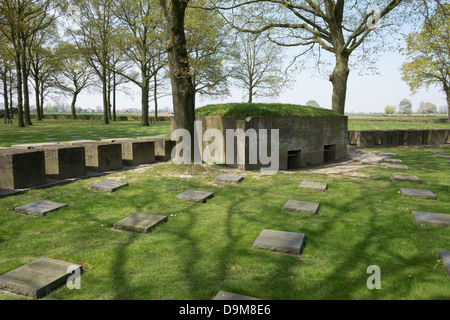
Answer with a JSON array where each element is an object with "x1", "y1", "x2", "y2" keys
[
  {"x1": 398, "y1": 99, "x2": 413, "y2": 114},
  {"x1": 418, "y1": 101, "x2": 437, "y2": 114},
  {"x1": 195, "y1": 103, "x2": 341, "y2": 119},
  {"x1": 400, "y1": 4, "x2": 450, "y2": 96},
  {"x1": 384, "y1": 105, "x2": 396, "y2": 114}
]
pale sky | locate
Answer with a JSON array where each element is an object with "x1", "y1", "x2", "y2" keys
[{"x1": 73, "y1": 50, "x2": 447, "y2": 115}]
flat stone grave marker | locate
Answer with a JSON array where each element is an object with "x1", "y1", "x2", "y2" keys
[
  {"x1": 298, "y1": 180, "x2": 328, "y2": 192},
  {"x1": 113, "y1": 212, "x2": 167, "y2": 233},
  {"x1": 176, "y1": 190, "x2": 214, "y2": 203},
  {"x1": 391, "y1": 174, "x2": 421, "y2": 182},
  {"x1": 15, "y1": 200, "x2": 68, "y2": 217},
  {"x1": 383, "y1": 158, "x2": 403, "y2": 163},
  {"x1": 437, "y1": 250, "x2": 450, "y2": 276},
  {"x1": 379, "y1": 152, "x2": 397, "y2": 156},
  {"x1": 0, "y1": 257, "x2": 82, "y2": 298},
  {"x1": 412, "y1": 211, "x2": 450, "y2": 226},
  {"x1": 427, "y1": 150, "x2": 444, "y2": 154},
  {"x1": 386, "y1": 164, "x2": 409, "y2": 170},
  {"x1": 437, "y1": 155, "x2": 450, "y2": 159},
  {"x1": 89, "y1": 180, "x2": 128, "y2": 193},
  {"x1": 212, "y1": 291, "x2": 261, "y2": 300},
  {"x1": 214, "y1": 173, "x2": 244, "y2": 184},
  {"x1": 282, "y1": 200, "x2": 320, "y2": 214},
  {"x1": 400, "y1": 188, "x2": 436, "y2": 200},
  {"x1": 252, "y1": 229, "x2": 306, "y2": 255}
]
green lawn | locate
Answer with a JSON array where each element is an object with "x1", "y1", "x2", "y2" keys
[
  {"x1": 0, "y1": 119, "x2": 449, "y2": 300},
  {"x1": 348, "y1": 121, "x2": 450, "y2": 130},
  {"x1": 0, "y1": 118, "x2": 171, "y2": 147}
]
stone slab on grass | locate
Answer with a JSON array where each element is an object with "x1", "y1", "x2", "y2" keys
[
  {"x1": 391, "y1": 174, "x2": 421, "y2": 182},
  {"x1": 281, "y1": 200, "x2": 320, "y2": 214},
  {"x1": 437, "y1": 250, "x2": 450, "y2": 276},
  {"x1": 379, "y1": 152, "x2": 397, "y2": 156},
  {"x1": 113, "y1": 212, "x2": 167, "y2": 233},
  {"x1": 427, "y1": 150, "x2": 445, "y2": 154},
  {"x1": 298, "y1": 180, "x2": 328, "y2": 191},
  {"x1": 383, "y1": 158, "x2": 403, "y2": 163},
  {"x1": 412, "y1": 211, "x2": 450, "y2": 226},
  {"x1": 437, "y1": 155, "x2": 450, "y2": 159},
  {"x1": 400, "y1": 188, "x2": 436, "y2": 200},
  {"x1": 175, "y1": 190, "x2": 214, "y2": 203},
  {"x1": 252, "y1": 229, "x2": 306, "y2": 255},
  {"x1": 15, "y1": 200, "x2": 68, "y2": 217},
  {"x1": 214, "y1": 174, "x2": 244, "y2": 184},
  {"x1": 386, "y1": 164, "x2": 409, "y2": 170},
  {"x1": 89, "y1": 180, "x2": 128, "y2": 193},
  {"x1": 212, "y1": 291, "x2": 261, "y2": 300},
  {"x1": 0, "y1": 257, "x2": 82, "y2": 299}
]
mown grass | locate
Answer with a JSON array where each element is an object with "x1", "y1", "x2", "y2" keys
[
  {"x1": 348, "y1": 121, "x2": 450, "y2": 130},
  {"x1": 195, "y1": 103, "x2": 342, "y2": 119},
  {"x1": 0, "y1": 119, "x2": 171, "y2": 147},
  {"x1": 0, "y1": 141, "x2": 449, "y2": 299}
]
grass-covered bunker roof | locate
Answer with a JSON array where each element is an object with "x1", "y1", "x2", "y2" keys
[{"x1": 195, "y1": 103, "x2": 343, "y2": 119}]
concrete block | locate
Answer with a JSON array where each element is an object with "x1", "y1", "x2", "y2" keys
[
  {"x1": 437, "y1": 250, "x2": 450, "y2": 276},
  {"x1": 113, "y1": 212, "x2": 167, "y2": 233},
  {"x1": 298, "y1": 181, "x2": 328, "y2": 191},
  {"x1": 412, "y1": 211, "x2": 450, "y2": 226},
  {"x1": 212, "y1": 291, "x2": 261, "y2": 300},
  {"x1": 252, "y1": 229, "x2": 306, "y2": 255},
  {"x1": 281, "y1": 200, "x2": 320, "y2": 214},
  {"x1": 0, "y1": 149, "x2": 46, "y2": 189},
  {"x1": 400, "y1": 188, "x2": 436, "y2": 200},
  {"x1": 214, "y1": 174, "x2": 244, "y2": 184},
  {"x1": 175, "y1": 190, "x2": 214, "y2": 203},
  {"x1": 391, "y1": 175, "x2": 421, "y2": 182},
  {"x1": 0, "y1": 257, "x2": 82, "y2": 298},
  {"x1": 14, "y1": 200, "x2": 68, "y2": 217},
  {"x1": 89, "y1": 180, "x2": 128, "y2": 193}
]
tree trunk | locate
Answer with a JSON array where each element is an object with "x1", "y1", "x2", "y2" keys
[
  {"x1": 153, "y1": 72, "x2": 158, "y2": 123},
  {"x1": 446, "y1": 86, "x2": 450, "y2": 123},
  {"x1": 248, "y1": 86, "x2": 253, "y2": 103},
  {"x1": 113, "y1": 71, "x2": 117, "y2": 122},
  {"x1": 102, "y1": 66, "x2": 109, "y2": 124},
  {"x1": 329, "y1": 51, "x2": 350, "y2": 115},
  {"x1": 141, "y1": 76, "x2": 150, "y2": 126},
  {"x1": 2, "y1": 69, "x2": 10, "y2": 124},
  {"x1": 159, "y1": 0, "x2": 196, "y2": 160},
  {"x1": 71, "y1": 91, "x2": 79, "y2": 119},
  {"x1": 21, "y1": 45, "x2": 32, "y2": 126},
  {"x1": 39, "y1": 81, "x2": 45, "y2": 119},
  {"x1": 34, "y1": 77, "x2": 42, "y2": 121},
  {"x1": 8, "y1": 69, "x2": 14, "y2": 119},
  {"x1": 14, "y1": 51, "x2": 25, "y2": 127},
  {"x1": 2, "y1": 71, "x2": 11, "y2": 124}
]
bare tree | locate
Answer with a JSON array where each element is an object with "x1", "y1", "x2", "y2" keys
[{"x1": 207, "y1": 0, "x2": 407, "y2": 114}]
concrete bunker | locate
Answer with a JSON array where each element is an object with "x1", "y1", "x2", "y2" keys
[{"x1": 171, "y1": 109, "x2": 348, "y2": 171}]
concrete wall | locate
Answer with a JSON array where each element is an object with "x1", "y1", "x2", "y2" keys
[
  {"x1": 177, "y1": 115, "x2": 348, "y2": 170},
  {"x1": 349, "y1": 129, "x2": 450, "y2": 147}
]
